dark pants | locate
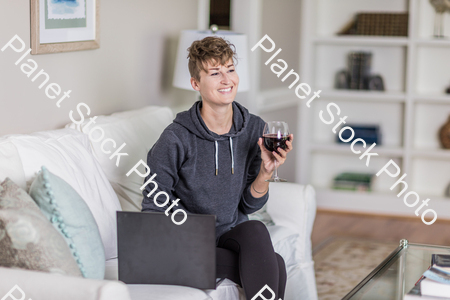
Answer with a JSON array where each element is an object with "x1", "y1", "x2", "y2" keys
[{"x1": 216, "y1": 220, "x2": 287, "y2": 300}]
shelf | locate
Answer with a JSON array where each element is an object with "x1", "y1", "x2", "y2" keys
[
  {"x1": 412, "y1": 149, "x2": 450, "y2": 160},
  {"x1": 320, "y1": 90, "x2": 406, "y2": 103},
  {"x1": 316, "y1": 188, "x2": 450, "y2": 220},
  {"x1": 414, "y1": 94, "x2": 450, "y2": 104},
  {"x1": 311, "y1": 143, "x2": 404, "y2": 156},
  {"x1": 314, "y1": 37, "x2": 450, "y2": 47},
  {"x1": 313, "y1": 36, "x2": 409, "y2": 46},
  {"x1": 415, "y1": 38, "x2": 450, "y2": 47}
]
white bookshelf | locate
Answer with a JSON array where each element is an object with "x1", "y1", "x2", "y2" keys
[
  {"x1": 230, "y1": 0, "x2": 450, "y2": 219},
  {"x1": 295, "y1": 0, "x2": 450, "y2": 219}
]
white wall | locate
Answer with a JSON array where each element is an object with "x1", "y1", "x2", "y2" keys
[
  {"x1": 259, "y1": 0, "x2": 301, "y2": 182},
  {"x1": 260, "y1": 0, "x2": 301, "y2": 91},
  {"x1": 0, "y1": 0, "x2": 199, "y2": 136},
  {"x1": 231, "y1": 0, "x2": 301, "y2": 182}
]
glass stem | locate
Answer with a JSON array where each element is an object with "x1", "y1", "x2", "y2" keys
[{"x1": 273, "y1": 159, "x2": 278, "y2": 180}]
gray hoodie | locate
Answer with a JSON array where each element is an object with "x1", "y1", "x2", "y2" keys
[{"x1": 141, "y1": 100, "x2": 269, "y2": 241}]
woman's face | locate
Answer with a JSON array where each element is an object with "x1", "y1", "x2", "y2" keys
[{"x1": 190, "y1": 59, "x2": 239, "y2": 107}]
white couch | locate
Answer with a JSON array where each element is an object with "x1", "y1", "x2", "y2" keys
[{"x1": 0, "y1": 105, "x2": 318, "y2": 300}]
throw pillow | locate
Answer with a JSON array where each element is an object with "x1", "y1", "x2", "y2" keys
[
  {"x1": 9, "y1": 128, "x2": 121, "y2": 260},
  {"x1": 29, "y1": 166, "x2": 105, "y2": 279},
  {"x1": 0, "y1": 178, "x2": 82, "y2": 276},
  {"x1": 0, "y1": 178, "x2": 41, "y2": 213}
]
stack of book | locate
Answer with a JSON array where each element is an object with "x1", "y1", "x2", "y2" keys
[
  {"x1": 405, "y1": 254, "x2": 450, "y2": 299},
  {"x1": 335, "y1": 124, "x2": 381, "y2": 145},
  {"x1": 333, "y1": 172, "x2": 373, "y2": 192}
]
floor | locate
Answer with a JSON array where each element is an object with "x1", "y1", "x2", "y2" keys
[
  {"x1": 311, "y1": 210, "x2": 450, "y2": 250},
  {"x1": 313, "y1": 237, "x2": 397, "y2": 300}
]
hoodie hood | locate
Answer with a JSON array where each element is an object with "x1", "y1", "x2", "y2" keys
[
  {"x1": 173, "y1": 101, "x2": 249, "y2": 175},
  {"x1": 173, "y1": 100, "x2": 249, "y2": 141}
]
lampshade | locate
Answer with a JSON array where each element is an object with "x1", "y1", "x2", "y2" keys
[{"x1": 173, "y1": 29, "x2": 250, "y2": 92}]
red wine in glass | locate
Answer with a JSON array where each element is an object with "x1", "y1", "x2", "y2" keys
[
  {"x1": 263, "y1": 134, "x2": 289, "y2": 154},
  {"x1": 263, "y1": 121, "x2": 290, "y2": 182}
]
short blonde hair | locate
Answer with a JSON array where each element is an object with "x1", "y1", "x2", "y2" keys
[{"x1": 187, "y1": 36, "x2": 237, "y2": 82}]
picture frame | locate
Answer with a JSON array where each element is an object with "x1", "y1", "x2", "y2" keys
[{"x1": 30, "y1": 0, "x2": 100, "y2": 54}]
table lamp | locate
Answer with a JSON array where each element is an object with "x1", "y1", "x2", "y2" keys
[{"x1": 173, "y1": 25, "x2": 250, "y2": 93}]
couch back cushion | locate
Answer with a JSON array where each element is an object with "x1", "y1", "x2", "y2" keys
[
  {"x1": 0, "y1": 129, "x2": 122, "y2": 260},
  {"x1": 66, "y1": 106, "x2": 174, "y2": 212},
  {"x1": 0, "y1": 141, "x2": 26, "y2": 190}
]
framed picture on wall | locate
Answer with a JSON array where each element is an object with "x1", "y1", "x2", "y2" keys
[{"x1": 30, "y1": 0, "x2": 100, "y2": 54}]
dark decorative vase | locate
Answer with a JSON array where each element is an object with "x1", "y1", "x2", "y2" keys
[{"x1": 439, "y1": 115, "x2": 450, "y2": 149}]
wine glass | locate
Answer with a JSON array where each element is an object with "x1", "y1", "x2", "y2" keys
[{"x1": 263, "y1": 121, "x2": 290, "y2": 182}]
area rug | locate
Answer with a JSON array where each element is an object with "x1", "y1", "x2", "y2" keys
[{"x1": 313, "y1": 237, "x2": 398, "y2": 300}]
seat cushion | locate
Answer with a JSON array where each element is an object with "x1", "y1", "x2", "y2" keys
[
  {"x1": 204, "y1": 279, "x2": 245, "y2": 300},
  {"x1": 105, "y1": 258, "x2": 211, "y2": 300},
  {"x1": 66, "y1": 106, "x2": 174, "y2": 212},
  {"x1": 105, "y1": 258, "x2": 249, "y2": 300},
  {"x1": 3, "y1": 128, "x2": 122, "y2": 260}
]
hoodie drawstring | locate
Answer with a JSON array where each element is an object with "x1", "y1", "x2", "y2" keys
[
  {"x1": 214, "y1": 138, "x2": 235, "y2": 175},
  {"x1": 229, "y1": 137, "x2": 234, "y2": 174},
  {"x1": 215, "y1": 141, "x2": 219, "y2": 175}
]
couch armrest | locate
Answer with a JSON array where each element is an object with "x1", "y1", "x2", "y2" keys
[
  {"x1": 266, "y1": 183, "x2": 316, "y2": 262},
  {"x1": 0, "y1": 267, "x2": 131, "y2": 300},
  {"x1": 266, "y1": 183, "x2": 318, "y2": 300}
]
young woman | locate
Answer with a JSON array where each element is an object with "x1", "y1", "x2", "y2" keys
[{"x1": 142, "y1": 36, "x2": 293, "y2": 299}]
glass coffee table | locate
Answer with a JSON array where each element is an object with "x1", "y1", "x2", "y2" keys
[{"x1": 342, "y1": 239, "x2": 450, "y2": 299}]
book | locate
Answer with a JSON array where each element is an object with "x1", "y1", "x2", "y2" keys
[
  {"x1": 335, "y1": 124, "x2": 381, "y2": 145},
  {"x1": 423, "y1": 266, "x2": 450, "y2": 284},
  {"x1": 421, "y1": 277, "x2": 450, "y2": 298},
  {"x1": 404, "y1": 277, "x2": 450, "y2": 300},
  {"x1": 421, "y1": 255, "x2": 450, "y2": 297},
  {"x1": 404, "y1": 254, "x2": 450, "y2": 299},
  {"x1": 432, "y1": 254, "x2": 450, "y2": 267},
  {"x1": 333, "y1": 172, "x2": 373, "y2": 192}
]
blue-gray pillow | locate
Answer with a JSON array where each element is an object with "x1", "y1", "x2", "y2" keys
[{"x1": 29, "y1": 166, "x2": 105, "y2": 279}]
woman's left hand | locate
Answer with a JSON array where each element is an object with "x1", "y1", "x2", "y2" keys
[{"x1": 257, "y1": 134, "x2": 294, "y2": 175}]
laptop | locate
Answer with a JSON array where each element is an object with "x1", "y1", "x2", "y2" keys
[{"x1": 117, "y1": 211, "x2": 216, "y2": 289}]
